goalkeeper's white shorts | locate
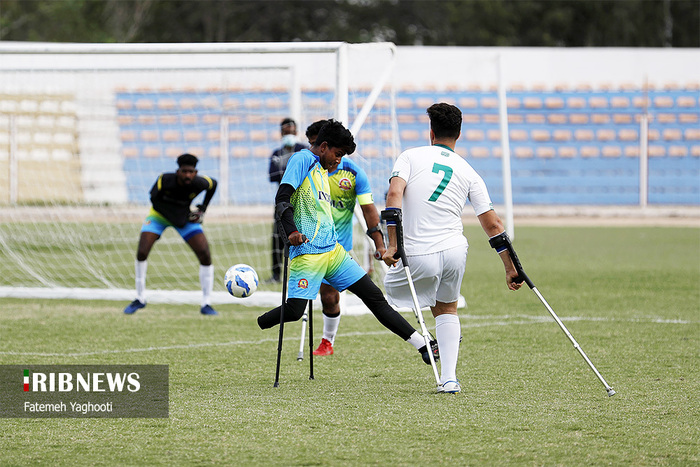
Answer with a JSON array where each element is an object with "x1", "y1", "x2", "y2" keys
[{"x1": 384, "y1": 243, "x2": 468, "y2": 310}]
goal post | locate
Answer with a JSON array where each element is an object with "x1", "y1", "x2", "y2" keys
[{"x1": 0, "y1": 42, "x2": 399, "y2": 308}]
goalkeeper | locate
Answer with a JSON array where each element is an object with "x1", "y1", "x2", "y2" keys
[
  {"x1": 123, "y1": 153, "x2": 219, "y2": 316},
  {"x1": 257, "y1": 120, "x2": 437, "y2": 365}
]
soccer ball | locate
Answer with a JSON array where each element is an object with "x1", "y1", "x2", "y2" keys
[{"x1": 224, "y1": 264, "x2": 259, "y2": 298}]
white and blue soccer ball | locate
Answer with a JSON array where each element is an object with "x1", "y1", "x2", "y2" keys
[{"x1": 224, "y1": 264, "x2": 259, "y2": 298}]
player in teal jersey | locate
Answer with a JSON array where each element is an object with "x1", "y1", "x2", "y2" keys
[
  {"x1": 257, "y1": 120, "x2": 436, "y2": 366},
  {"x1": 304, "y1": 120, "x2": 386, "y2": 357}
]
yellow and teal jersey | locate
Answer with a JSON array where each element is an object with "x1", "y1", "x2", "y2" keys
[
  {"x1": 280, "y1": 149, "x2": 337, "y2": 259},
  {"x1": 327, "y1": 158, "x2": 373, "y2": 251}
]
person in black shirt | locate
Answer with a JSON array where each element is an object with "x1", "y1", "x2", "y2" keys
[
  {"x1": 267, "y1": 117, "x2": 307, "y2": 283},
  {"x1": 124, "y1": 153, "x2": 219, "y2": 315}
]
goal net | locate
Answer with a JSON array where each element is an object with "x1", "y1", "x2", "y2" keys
[{"x1": 0, "y1": 42, "x2": 399, "y2": 308}]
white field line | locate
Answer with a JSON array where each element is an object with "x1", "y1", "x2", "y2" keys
[{"x1": 0, "y1": 314, "x2": 693, "y2": 358}]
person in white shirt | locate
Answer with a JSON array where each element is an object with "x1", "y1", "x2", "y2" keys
[{"x1": 382, "y1": 102, "x2": 522, "y2": 394}]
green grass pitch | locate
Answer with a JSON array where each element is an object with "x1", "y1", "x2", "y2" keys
[{"x1": 0, "y1": 225, "x2": 698, "y2": 465}]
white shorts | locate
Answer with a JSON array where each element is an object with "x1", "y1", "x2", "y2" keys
[{"x1": 384, "y1": 243, "x2": 468, "y2": 309}]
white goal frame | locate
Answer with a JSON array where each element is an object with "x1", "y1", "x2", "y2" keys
[{"x1": 0, "y1": 41, "x2": 398, "y2": 311}]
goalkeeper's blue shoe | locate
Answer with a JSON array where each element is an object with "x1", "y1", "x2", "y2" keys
[
  {"x1": 200, "y1": 304, "x2": 218, "y2": 316},
  {"x1": 123, "y1": 299, "x2": 146, "y2": 315}
]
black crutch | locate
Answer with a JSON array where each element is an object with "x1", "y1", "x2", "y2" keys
[
  {"x1": 307, "y1": 299, "x2": 314, "y2": 380},
  {"x1": 273, "y1": 243, "x2": 290, "y2": 388}
]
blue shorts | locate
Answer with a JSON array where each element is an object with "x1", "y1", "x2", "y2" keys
[
  {"x1": 141, "y1": 213, "x2": 203, "y2": 241},
  {"x1": 288, "y1": 243, "x2": 366, "y2": 300}
]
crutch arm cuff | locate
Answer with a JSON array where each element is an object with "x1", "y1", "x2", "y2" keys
[
  {"x1": 488, "y1": 231, "x2": 510, "y2": 253},
  {"x1": 380, "y1": 207, "x2": 401, "y2": 226}
]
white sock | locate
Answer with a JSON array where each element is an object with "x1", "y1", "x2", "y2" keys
[
  {"x1": 407, "y1": 331, "x2": 425, "y2": 350},
  {"x1": 435, "y1": 314, "x2": 461, "y2": 384},
  {"x1": 322, "y1": 314, "x2": 341, "y2": 344},
  {"x1": 200, "y1": 264, "x2": 214, "y2": 307},
  {"x1": 135, "y1": 260, "x2": 147, "y2": 303}
]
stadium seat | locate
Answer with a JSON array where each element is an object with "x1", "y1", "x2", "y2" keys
[
  {"x1": 580, "y1": 146, "x2": 600, "y2": 158},
  {"x1": 135, "y1": 98, "x2": 154, "y2": 110},
  {"x1": 480, "y1": 97, "x2": 498, "y2": 109},
  {"x1": 159, "y1": 115, "x2": 178, "y2": 125},
  {"x1": 558, "y1": 147, "x2": 577, "y2": 158},
  {"x1": 613, "y1": 114, "x2": 633, "y2": 124},
  {"x1": 611, "y1": 97, "x2": 631, "y2": 108},
  {"x1": 232, "y1": 147, "x2": 251, "y2": 158},
  {"x1": 244, "y1": 98, "x2": 262, "y2": 109},
  {"x1": 137, "y1": 115, "x2": 156, "y2": 125},
  {"x1": 548, "y1": 114, "x2": 568, "y2": 124},
  {"x1": 669, "y1": 146, "x2": 688, "y2": 157},
  {"x1": 514, "y1": 147, "x2": 534, "y2": 158},
  {"x1": 524, "y1": 97, "x2": 542, "y2": 109},
  {"x1": 143, "y1": 146, "x2": 161, "y2": 158},
  {"x1": 553, "y1": 130, "x2": 572, "y2": 141},
  {"x1": 531, "y1": 130, "x2": 550, "y2": 142},
  {"x1": 469, "y1": 147, "x2": 490, "y2": 158},
  {"x1": 162, "y1": 130, "x2": 182, "y2": 142},
  {"x1": 140, "y1": 130, "x2": 158, "y2": 142},
  {"x1": 120, "y1": 131, "x2": 136, "y2": 142},
  {"x1": 184, "y1": 130, "x2": 203, "y2": 142},
  {"x1": 575, "y1": 129, "x2": 594, "y2": 141},
  {"x1": 591, "y1": 114, "x2": 611, "y2": 124},
  {"x1": 618, "y1": 129, "x2": 639, "y2": 141},
  {"x1": 181, "y1": 115, "x2": 198, "y2": 125},
  {"x1": 201, "y1": 114, "x2": 220, "y2": 125},
  {"x1": 249, "y1": 130, "x2": 267, "y2": 142},
  {"x1": 653, "y1": 96, "x2": 674, "y2": 108},
  {"x1": 649, "y1": 145, "x2": 666, "y2": 157},
  {"x1": 526, "y1": 114, "x2": 546, "y2": 124},
  {"x1": 536, "y1": 147, "x2": 556, "y2": 158},
  {"x1": 157, "y1": 98, "x2": 176, "y2": 110},
  {"x1": 506, "y1": 97, "x2": 520, "y2": 109},
  {"x1": 677, "y1": 96, "x2": 697, "y2": 107},
  {"x1": 459, "y1": 97, "x2": 478, "y2": 109},
  {"x1": 663, "y1": 129, "x2": 682, "y2": 141},
  {"x1": 567, "y1": 97, "x2": 586, "y2": 108},
  {"x1": 509, "y1": 130, "x2": 528, "y2": 141},
  {"x1": 508, "y1": 115, "x2": 524, "y2": 124},
  {"x1": 589, "y1": 96, "x2": 609, "y2": 108},
  {"x1": 228, "y1": 130, "x2": 246, "y2": 141},
  {"x1": 570, "y1": 114, "x2": 589, "y2": 124},
  {"x1": 597, "y1": 129, "x2": 616, "y2": 141},
  {"x1": 465, "y1": 130, "x2": 485, "y2": 141},
  {"x1": 657, "y1": 113, "x2": 677, "y2": 124},
  {"x1": 545, "y1": 97, "x2": 564, "y2": 109},
  {"x1": 685, "y1": 128, "x2": 700, "y2": 140},
  {"x1": 679, "y1": 114, "x2": 698, "y2": 124},
  {"x1": 624, "y1": 146, "x2": 639, "y2": 157},
  {"x1": 602, "y1": 146, "x2": 622, "y2": 158}
]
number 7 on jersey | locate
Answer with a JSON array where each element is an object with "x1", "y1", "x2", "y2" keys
[{"x1": 428, "y1": 163, "x2": 453, "y2": 202}]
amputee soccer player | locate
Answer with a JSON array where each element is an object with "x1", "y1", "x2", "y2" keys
[
  {"x1": 257, "y1": 120, "x2": 436, "y2": 365},
  {"x1": 124, "y1": 153, "x2": 219, "y2": 316},
  {"x1": 382, "y1": 103, "x2": 522, "y2": 394},
  {"x1": 304, "y1": 120, "x2": 386, "y2": 357}
]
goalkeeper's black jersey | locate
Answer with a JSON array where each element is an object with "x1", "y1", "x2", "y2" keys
[{"x1": 150, "y1": 173, "x2": 217, "y2": 227}]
